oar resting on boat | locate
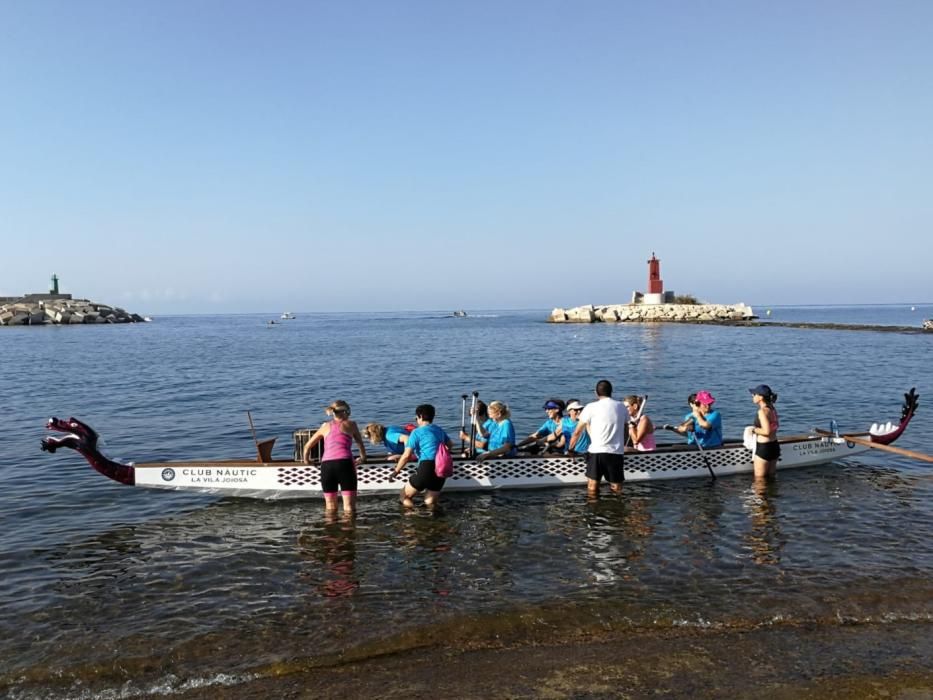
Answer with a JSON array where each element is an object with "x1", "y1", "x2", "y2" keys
[
  {"x1": 813, "y1": 429, "x2": 933, "y2": 463},
  {"x1": 39, "y1": 388, "x2": 922, "y2": 499}
]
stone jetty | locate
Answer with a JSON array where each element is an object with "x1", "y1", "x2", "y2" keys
[
  {"x1": 548, "y1": 303, "x2": 756, "y2": 324},
  {"x1": 0, "y1": 297, "x2": 146, "y2": 326}
]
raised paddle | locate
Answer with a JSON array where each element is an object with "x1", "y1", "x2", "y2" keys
[
  {"x1": 625, "y1": 394, "x2": 648, "y2": 448},
  {"x1": 814, "y1": 429, "x2": 933, "y2": 464},
  {"x1": 460, "y1": 393, "x2": 468, "y2": 454},
  {"x1": 468, "y1": 391, "x2": 479, "y2": 458}
]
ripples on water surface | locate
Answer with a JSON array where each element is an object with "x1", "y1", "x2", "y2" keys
[{"x1": 1, "y1": 306, "x2": 931, "y2": 697}]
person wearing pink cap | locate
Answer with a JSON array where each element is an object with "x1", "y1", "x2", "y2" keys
[{"x1": 673, "y1": 391, "x2": 722, "y2": 448}]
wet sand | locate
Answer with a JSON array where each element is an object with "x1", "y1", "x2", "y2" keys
[{"x1": 180, "y1": 622, "x2": 932, "y2": 699}]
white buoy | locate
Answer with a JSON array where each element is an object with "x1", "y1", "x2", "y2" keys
[{"x1": 911, "y1": 306, "x2": 916, "y2": 311}]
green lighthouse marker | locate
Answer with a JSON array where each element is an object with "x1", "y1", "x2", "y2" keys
[{"x1": 50, "y1": 274, "x2": 59, "y2": 295}]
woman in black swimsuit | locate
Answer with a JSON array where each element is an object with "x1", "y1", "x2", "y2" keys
[{"x1": 749, "y1": 384, "x2": 780, "y2": 480}]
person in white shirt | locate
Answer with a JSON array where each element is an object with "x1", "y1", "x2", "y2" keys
[{"x1": 569, "y1": 379, "x2": 627, "y2": 495}]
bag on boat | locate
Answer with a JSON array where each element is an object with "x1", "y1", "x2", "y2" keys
[{"x1": 434, "y1": 442, "x2": 453, "y2": 478}]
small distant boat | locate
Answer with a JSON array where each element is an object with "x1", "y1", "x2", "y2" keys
[
  {"x1": 281, "y1": 312, "x2": 296, "y2": 320},
  {"x1": 452, "y1": 310, "x2": 467, "y2": 318}
]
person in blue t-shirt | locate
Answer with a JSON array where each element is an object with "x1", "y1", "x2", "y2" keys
[
  {"x1": 459, "y1": 400, "x2": 496, "y2": 455},
  {"x1": 557, "y1": 399, "x2": 591, "y2": 454},
  {"x1": 475, "y1": 400, "x2": 517, "y2": 462},
  {"x1": 673, "y1": 391, "x2": 723, "y2": 448},
  {"x1": 364, "y1": 423, "x2": 412, "y2": 461},
  {"x1": 391, "y1": 404, "x2": 453, "y2": 507},
  {"x1": 518, "y1": 399, "x2": 566, "y2": 453}
]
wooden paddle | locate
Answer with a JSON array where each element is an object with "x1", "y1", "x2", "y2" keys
[
  {"x1": 662, "y1": 424, "x2": 715, "y2": 479},
  {"x1": 468, "y1": 391, "x2": 479, "y2": 458},
  {"x1": 625, "y1": 394, "x2": 647, "y2": 448},
  {"x1": 460, "y1": 394, "x2": 468, "y2": 454},
  {"x1": 814, "y1": 429, "x2": 933, "y2": 463}
]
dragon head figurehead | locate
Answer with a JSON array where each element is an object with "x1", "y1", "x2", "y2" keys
[
  {"x1": 42, "y1": 417, "x2": 135, "y2": 486},
  {"x1": 869, "y1": 388, "x2": 920, "y2": 446},
  {"x1": 42, "y1": 417, "x2": 100, "y2": 453}
]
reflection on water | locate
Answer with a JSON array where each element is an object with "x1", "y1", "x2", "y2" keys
[
  {"x1": 742, "y1": 480, "x2": 785, "y2": 567},
  {"x1": 298, "y1": 514, "x2": 360, "y2": 598}
]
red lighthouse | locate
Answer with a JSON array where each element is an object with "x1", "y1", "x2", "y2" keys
[{"x1": 647, "y1": 253, "x2": 663, "y2": 294}]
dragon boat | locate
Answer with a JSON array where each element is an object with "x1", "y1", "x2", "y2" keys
[{"x1": 41, "y1": 390, "x2": 920, "y2": 500}]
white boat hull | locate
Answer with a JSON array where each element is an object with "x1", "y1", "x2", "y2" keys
[{"x1": 132, "y1": 434, "x2": 870, "y2": 500}]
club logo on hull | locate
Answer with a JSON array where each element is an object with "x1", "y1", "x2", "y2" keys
[{"x1": 161, "y1": 468, "x2": 176, "y2": 481}]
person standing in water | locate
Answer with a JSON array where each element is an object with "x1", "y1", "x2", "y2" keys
[
  {"x1": 392, "y1": 404, "x2": 453, "y2": 508},
  {"x1": 569, "y1": 380, "x2": 627, "y2": 495},
  {"x1": 302, "y1": 400, "x2": 367, "y2": 515},
  {"x1": 749, "y1": 384, "x2": 780, "y2": 480}
]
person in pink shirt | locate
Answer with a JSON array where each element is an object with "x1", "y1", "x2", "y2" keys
[
  {"x1": 302, "y1": 400, "x2": 367, "y2": 514},
  {"x1": 623, "y1": 395, "x2": 656, "y2": 451}
]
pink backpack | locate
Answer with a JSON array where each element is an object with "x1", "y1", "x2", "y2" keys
[{"x1": 434, "y1": 441, "x2": 453, "y2": 478}]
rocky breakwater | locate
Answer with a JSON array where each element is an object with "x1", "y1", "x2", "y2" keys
[
  {"x1": 0, "y1": 298, "x2": 147, "y2": 326},
  {"x1": 548, "y1": 303, "x2": 756, "y2": 324}
]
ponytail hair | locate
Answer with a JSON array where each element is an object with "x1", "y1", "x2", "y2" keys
[
  {"x1": 364, "y1": 422, "x2": 385, "y2": 444},
  {"x1": 489, "y1": 400, "x2": 511, "y2": 419},
  {"x1": 326, "y1": 400, "x2": 351, "y2": 418}
]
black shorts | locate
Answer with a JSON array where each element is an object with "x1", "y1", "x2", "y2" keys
[
  {"x1": 409, "y1": 459, "x2": 446, "y2": 493},
  {"x1": 755, "y1": 441, "x2": 781, "y2": 462},
  {"x1": 320, "y1": 458, "x2": 357, "y2": 494},
  {"x1": 585, "y1": 452, "x2": 625, "y2": 484}
]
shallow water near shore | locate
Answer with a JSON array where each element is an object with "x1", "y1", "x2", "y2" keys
[{"x1": 2, "y1": 306, "x2": 932, "y2": 697}]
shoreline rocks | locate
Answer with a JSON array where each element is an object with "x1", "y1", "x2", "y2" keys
[
  {"x1": 0, "y1": 298, "x2": 147, "y2": 326},
  {"x1": 548, "y1": 303, "x2": 756, "y2": 324}
]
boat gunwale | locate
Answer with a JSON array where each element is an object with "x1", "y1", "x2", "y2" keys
[{"x1": 131, "y1": 433, "x2": 836, "y2": 469}]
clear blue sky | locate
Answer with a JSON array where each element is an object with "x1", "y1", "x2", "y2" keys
[{"x1": 2, "y1": 0, "x2": 931, "y2": 313}]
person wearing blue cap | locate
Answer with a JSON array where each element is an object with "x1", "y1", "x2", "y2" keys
[
  {"x1": 517, "y1": 399, "x2": 566, "y2": 453},
  {"x1": 748, "y1": 384, "x2": 780, "y2": 480}
]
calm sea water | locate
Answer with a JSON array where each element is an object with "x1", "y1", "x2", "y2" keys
[{"x1": 2, "y1": 305, "x2": 932, "y2": 698}]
